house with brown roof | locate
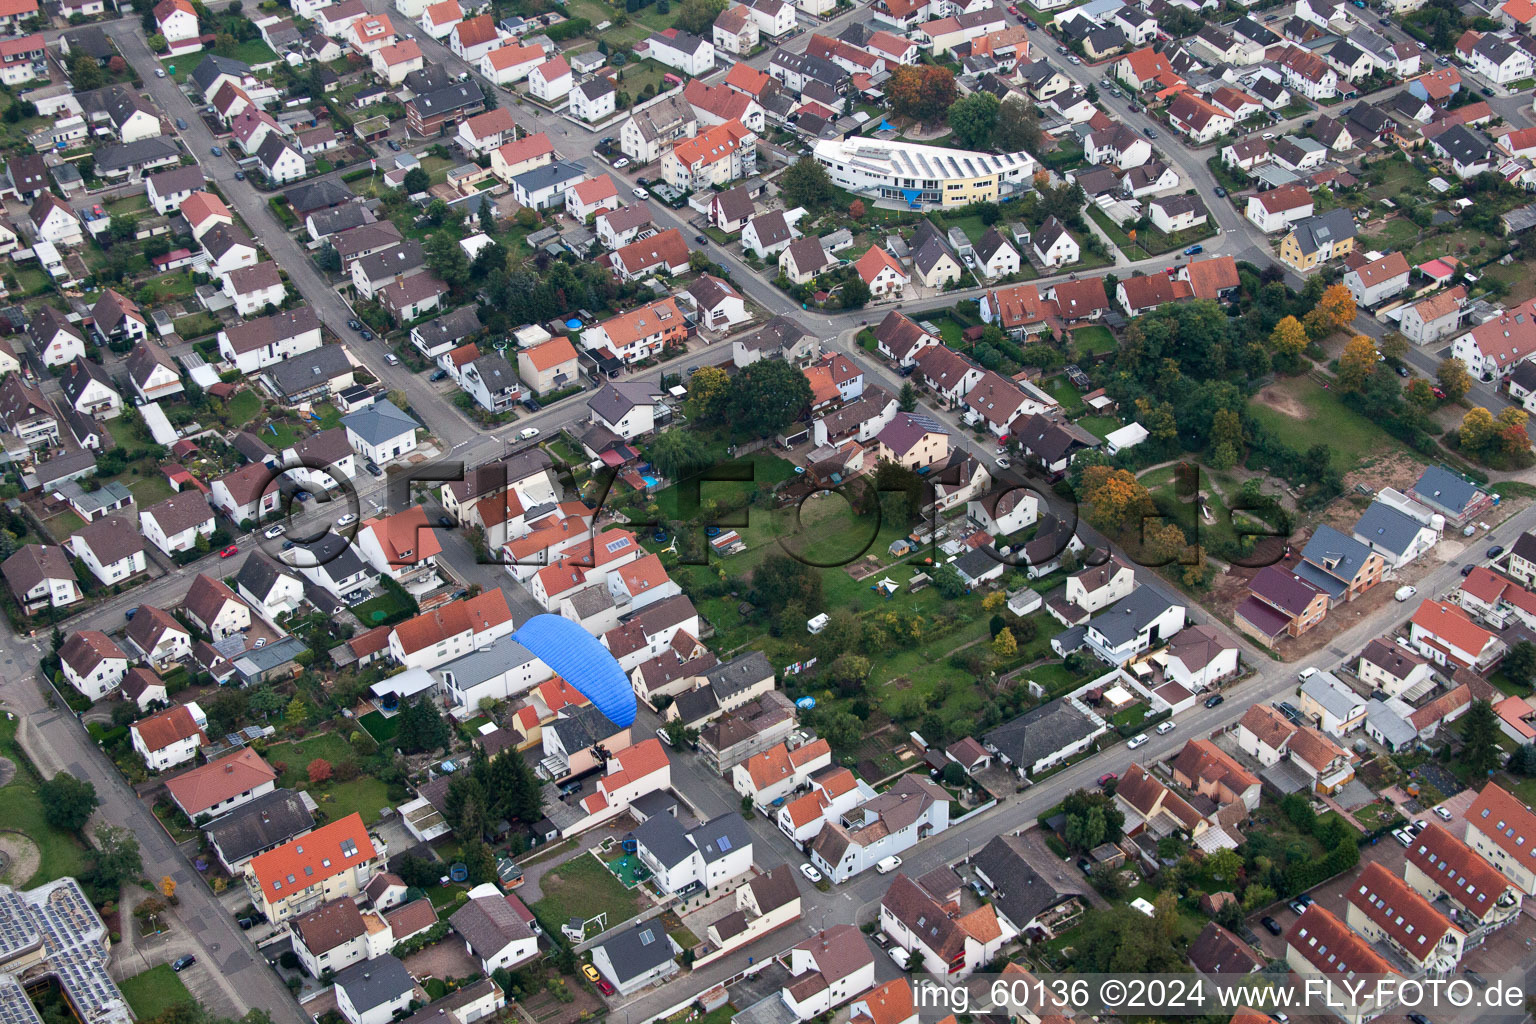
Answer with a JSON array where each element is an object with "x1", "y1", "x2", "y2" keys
[
  {"x1": 140, "y1": 490, "x2": 215, "y2": 557},
  {"x1": 611, "y1": 227, "x2": 690, "y2": 281},
  {"x1": 58, "y1": 630, "x2": 128, "y2": 700},
  {"x1": 1286, "y1": 905, "x2": 1397, "y2": 1024},
  {"x1": 1236, "y1": 565, "x2": 1329, "y2": 645},
  {"x1": 1404, "y1": 821, "x2": 1525, "y2": 926},
  {"x1": 290, "y1": 897, "x2": 391, "y2": 977},
  {"x1": 962, "y1": 370, "x2": 1054, "y2": 437},
  {"x1": 131, "y1": 701, "x2": 207, "y2": 771},
  {"x1": 1236, "y1": 704, "x2": 1355, "y2": 794},
  {"x1": 780, "y1": 236, "x2": 832, "y2": 285},
  {"x1": 731, "y1": 739, "x2": 832, "y2": 806},
  {"x1": 183, "y1": 573, "x2": 252, "y2": 640},
  {"x1": 1346, "y1": 860, "x2": 1465, "y2": 972},
  {"x1": 809, "y1": 774, "x2": 951, "y2": 882},
  {"x1": 1113, "y1": 763, "x2": 1213, "y2": 843},
  {"x1": 69, "y1": 513, "x2": 146, "y2": 585},
  {"x1": 777, "y1": 925, "x2": 877, "y2": 1019},
  {"x1": 878, "y1": 874, "x2": 1010, "y2": 975},
  {"x1": 1178, "y1": 256, "x2": 1241, "y2": 302},
  {"x1": 1188, "y1": 921, "x2": 1263, "y2": 975},
  {"x1": 1170, "y1": 738, "x2": 1260, "y2": 811},
  {"x1": 2, "y1": 544, "x2": 81, "y2": 613},
  {"x1": 1465, "y1": 782, "x2": 1536, "y2": 894},
  {"x1": 388, "y1": 590, "x2": 513, "y2": 670},
  {"x1": 1157, "y1": 624, "x2": 1240, "y2": 692},
  {"x1": 125, "y1": 603, "x2": 193, "y2": 670},
  {"x1": 165, "y1": 747, "x2": 277, "y2": 821},
  {"x1": 122, "y1": 666, "x2": 169, "y2": 710},
  {"x1": 1116, "y1": 273, "x2": 1194, "y2": 316}
]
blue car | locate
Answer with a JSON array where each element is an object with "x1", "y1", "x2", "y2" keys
[
  {"x1": 1184, "y1": 244, "x2": 1204, "y2": 256},
  {"x1": 210, "y1": 146, "x2": 221, "y2": 156}
]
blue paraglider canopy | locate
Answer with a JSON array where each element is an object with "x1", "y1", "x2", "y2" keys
[{"x1": 512, "y1": 614, "x2": 637, "y2": 727}]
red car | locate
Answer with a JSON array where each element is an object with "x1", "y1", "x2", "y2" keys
[
  {"x1": 1097, "y1": 772, "x2": 1117, "y2": 787},
  {"x1": 1431, "y1": 386, "x2": 1447, "y2": 399},
  {"x1": 596, "y1": 979, "x2": 615, "y2": 996},
  {"x1": 1008, "y1": 4, "x2": 1020, "y2": 11},
  {"x1": 218, "y1": 544, "x2": 239, "y2": 558}
]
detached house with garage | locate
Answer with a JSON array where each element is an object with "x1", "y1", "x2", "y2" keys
[
  {"x1": 1409, "y1": 599, "x2": 1506, "y2": 671},
  {"x1": 141, "y1": 491, "x2": 216, "y2": 556},
  {"x1": 219, "y1": 307, "x2": 324, "y2": 374},
  {"x1": 1343, "y1": 250, "x2": 1411, "y2": 306}
]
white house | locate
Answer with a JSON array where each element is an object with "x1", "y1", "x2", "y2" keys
[
  {"x1": 58, "y1": 630, "x2": 128, "y2": 700},
  {"x1": 183, "y1": 573, "x2": 252, "y2": 641},
  {"x1": 218, "y1": 307, "x2": 323, "y2": 374},
  {"x1": 130, "y1": 702, "x2": 207, "y2": 772},
  {"x1": 334, "y1": 958, "x2": 417, "y2": 1024},
  {"x1": 69, "y1": 514, "x2": 146, "y2": 586},
  {"x1": 643, "y1": 29, "x2": 716, "y2": 76},
  {"x1": 569, "y1": 78, "x2": 617, "y2": 122},
  {"x1": 342, "y1": 401, "x2": 420, "y2": 466},
  {"x1": 448, "y1": 885, "x2": 538, "y2": 973},
  {"x1": 630, "y1": 812, "x2": 754, "y2": 894},
  {"x1": 528, "y1": 56, "x2": 572, "y2": 103},
  {"x1": 1031, "y1": 216, "x2": 1078, "y2": 268},
  {"x1": 140, "y1": 492, "x2": 215, "y2": 557},
  {"x1": 481, "y1": 42, "x2": 544, "y2": 84}
]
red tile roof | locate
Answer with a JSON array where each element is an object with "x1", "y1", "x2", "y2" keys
[
  {"x1": 164, "y1": 748, "x2": 276, "y2": 817},
  {"x1": 1286, "y1": 903, "x2": 1396, "y2": 977},
  {"x1": 133, "y1": 705, "x2": 206, "y2": 753}
]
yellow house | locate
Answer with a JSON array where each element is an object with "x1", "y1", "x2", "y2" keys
[{"x1": 1278, "y1": 208, "x2": 1356, "y2": 271}]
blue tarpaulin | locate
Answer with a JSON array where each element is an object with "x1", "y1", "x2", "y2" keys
[
  {"x1": 512, "y1": 614, "x2": 637, "y2": 727},
  {"x1": 879, "y1": 120, "x2": 895, "y2": 131}
]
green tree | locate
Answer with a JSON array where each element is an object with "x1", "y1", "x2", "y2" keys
[
  {"x1": 992, "y1": 627, "x2": 1017, "y2": 659},
  {"x1": 91, "y1": 825, "x2": 143, "y2": 891},
  {"x1": 648, "y1": 429, "x2": 711, "y2": 480},
  {"x1": 725, "y1": 359, "x2": 812, "y2": 436},
  {"x1": 146, "y1": 32, "x2": 167, "y2": 50},
  {"x1": 397, "y1": 695, "x2": 452, "y2": 754},
  {"x1": 425, "y1": 232, "x2": 471, "y2": 292},
  {"x1": 315, "y1": 243, "x2": 341, "y2": 273},
  {"x1": 993, "y1": 98, "x2": 1042, "y2": 153},
  {"x1": 1503, "y1": 641, "x2": 1536, "y2": 687},
  {"x1": 284, "y1": 696, "x2": 307, "y2": 729},
  {"x1": 898, "y1": 381, "x2": 918, "y2": 412},
  {"x1": 946, "y1": 92, "x2": 1000, "y2": 149},
  {"x1": 807, "y1": 708, "x2": 862, "y2": 749},
  {"x1": 779, "y1": 157, "x2": 835, "y2": 211},
  {"x1": 69, "y1": 53, "x2": 104, "y2": 90},
  {"x1": 686, "y1": 365, "x2": 729, "y2": 421},
  {"x1": 674, "y1": 0, "x2": 728, "y2": 33},
  {"x1": 826, "y1": 653, "x2": 871, "y2": 695},
  {"x1": 1461, "y1": 698, "x2": 1501, "y2": 776},
  {"x1": 1437, "y1": 358, "x2": 1472, "y2": 401},
  {"x1": 477, "y1": 195, "x2": 495, "y2": 232},
  {"x1": 929, "y1": 563, "x2": 967, "y2": 598},
  {"x1": 249, "y1": 685, "x2": 283, "y2": 720},
  {"x1": 38, "y1": 773, "x2": 98, "y2": 833},
  {"x1": 463, "y1": 838, "x2": 497, "y2": 884},
  {"x1": 402, "y1": 167, "x2": 430, "y2": 193}
]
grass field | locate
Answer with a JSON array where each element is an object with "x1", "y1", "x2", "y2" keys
[
  {"x1": 354, "y1": 588, "x2": 414, "y2": 627},
  {"x1": 1248, "y1": 376, "x2": 1407, "y2": 474},
  {"x1": 1039, "y1": 375, "x2": 1085, "y2": 416},
  {"x1": 1069, "y1": 325, "x2": 1115, "y2": 358},
  {"x1": 530, "y1": 854, "x2": 645, "y2": 934},
  {"x1": 1077, "y1": 414, "x2": 1122, "y2": 440},
  {"x1": 126, "y1": 473, "x2": 177, "y2": 509},
  {"x1": 359, "y1": 711, "x2": 399, "y2": 742},
  {"x1": 225, "y1": 391, "x2": 262, "y2": 428},
  {"x1": 266, "y1": 732, "x2": 355, "y2": 787},
  {"x1": 119, "y1": 966, "x2": 192, "y2": 1019},
  {"x1": 0, "y1": 718, "x2": 88, "y2": 887}
]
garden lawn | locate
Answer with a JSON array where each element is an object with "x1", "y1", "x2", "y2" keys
[
  {"x1": 223, "y1": 40, "x2": 279, "y2": 64},
  {"x1": 119, "y1": 966, "x2": 192, "y2": 1019},
  {"x1": 0, "y1": 717, "x2": 88, "y2": 887},
  {"x1": 1405, "y1": 227, "x2": 1502, "y2": 266},
  {"x1": 126, "y1": 473, "x2": 176, "y2": 508},
  {"x1": 359, "y1": 710, "x2": 399, "y2": 742},
  {"x1": 530, "y1": 854, "x2": 645, "y2": 934},
  {"x1": 312, "y1": 777, "x2": 392, "y2": 825},
  {"x1": 1248, "y1": 376, "x2": 1410, "y2": 474},
  {"x1": 1070, "y1": 325, "x2": 1115, "y2": 358},
  {"x1": 265, "y1": 731, "x2": 357, "y2": 788},
  {"x1": 1361, "y1": 217, "x2": 1420, "y2": 251},
  {"x1": 225, "y1": 390, "x2": 262, "y2": 428},
  {"x1": 1077, "y1": 415, "x2": 1122, "y2": 440},
  {"x1": 1039, "y1": 375, "x2": 1085, "y2": 416},
  {"x1": 354, "y1": 588, "x2": 414, "y2": 627}
]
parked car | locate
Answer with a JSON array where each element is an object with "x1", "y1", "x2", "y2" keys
[
  {"x1": 1393, "y1": 828, "x2": 1413, "y2": 846},
  {"x1": 235, "y1": 171, "x2": 245, "y2": 180},
  {"x1": 429, "y1": 368, "x2": 449, "y2": 382},
  {"x1": 347, "y1": 319, "x2": 362, "y2": 331},
  {"x1": 633, "y1": 187, "x2": 649, "y2": 198},
  {"x1": 799, "y1": 863, "x2": 822, "y2": 882},
  {"x1": 1291, "y1": 894, "x2": 1314, "y2": 913},
  {"x1": 1097, "y1": 772, "x2": 1117, "y2": 786},
  {"x1": 387, "y1": 139, "x2": 402, "y2": 151},
  {"x1": 1213, "y1": 186, "x2": 1226, "y2": 197},
  {"x1": 1434, "y1": 806, "x2": 1454, "y2": 821},
  {"x1": 437, "y1": 516, "x2": 453, "y2": 528},
  {"x1": 518, "y1": 426, "x2": 541, "y2": 440},
  {"x1": 365, "y1": 459, "x2": 383, "y2": 478},
  {"x1": 210, "y1": 146, "x2": 222, "y2": 156},
  {"x1": 876, "y1": 855, "x2": 902, "y2": 874},
  {"x1": 218, "y1": 544, "x2": 239, "y2": 558},
  {"x1": 1155, "y1": 720, "x2": 1176, "y2": 735},
  {"x1": 596, "y1": 978, "x2": 614, "y2": 996},
  {"x1": 359, "y1": 329, "x2": 374, "y2": 341},
  {"x1": 175, "y1": 118, "x2": 187, "y2": 130},
  {"x1": 1297, "y1": 667, "x2": 1318, "y2": 681},
  {"x1": 155, "y1": 68, "x2": 166, "y2": 77},
  {"x1": 1204, "y1": 693, "x2": 1224, "y2": 708},
  {"x1": 871, "y1": 932, "x2": 892, "y2": 949},
  {"x1": 336, "y1": 513, "x2": 358, "y2": 527},
  {"x1": 172, "y1": 956, "x2": 196, "y2": 972},
  {"x1": 1410, "y1": 819, "x2": 1427, "y2": 834},
  {"x1": 695, "y1": 234, "x2": 708, "y2": 245},
  {"x1": 1488, "y1": 544, "x2": 1505, "y2": 558},
  {"x1": 384, "y1": 353, "x2": 400, "y2": 365},
  {"x1": 1462, "y1": 564, "x2": 1476, "y2": 576},
  {"x1": 1397, "y1": 364, "x2": 1410, "y2": 377},
  {"x1": 612, "y1": 157, "x2": 630, "y2": 169},
  {"x1": 1127, "y1": 733, "x2": 1148, "y2": 749},
  {"x1": 1261, "y1": 916, "x2": 1282, "y2": 935},
  {"x1": 994, "y1": 454, "x2": 1011, "y2": 469},
  {"x1": 1395, "y1": 585, "x2": 1417, "y2": 601},
  {"x1": 1145, "y1": 127, "x2": 1157, "y2": 138},
  {"x1": 581, "y1": 964, "x2": 601, "y2": 985},
  {"x1": 888, "y1": 947, "x2": 911, "y2": 969},
  {"x1": 1183, "y1": 244, "x2": 1203, "y2": 256}
]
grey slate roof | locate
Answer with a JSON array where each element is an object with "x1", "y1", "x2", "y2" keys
[
  {"x1": 1352, "y1": 500, "x2": 1427, "y2": 557},
  {"x1": 1288, "y1": 208, "x2": 1355, "y2": 256},
  {"x1": 629, "y1": 813, "x2": 695, "y2": 869},
  {"x1": 190, "y1": 54, "x2": 250, "y2": 94},
  {"x1": 689, "y1": 812, "x2": 750, "y2": 865},
  {"x1": 704, "y1": 651, "x2": 772, "y2": 701},
  {"x1": 588, "y1": 381, "x2": 663, "y2": 424},
  {"x1": 95, "y1": 137, "x2": 180, "y2": 173},
  {"x1": 983, "y1": 699, "x2": 1101, "y2": 771},
  {"x1": 1088, "y1": 584, "x2": 1181, "y2": 647},
  {"x1": 342, "y1": 401, "x2": 420, "y2": 445},
  {"x1": 970, "y1": 833, "x2": 1086, "y2": 928},
  {"x1": 1434, "y1": 123, "x2": 1490, "y2": 165},
  {"x1": 284, "y1": 179, "x2": 355, "y2": 215},
  {"x1": 512, "y1": 160, "x2": 587, "y2": 194},
  {"x1": 264, "y1": 345, "x2": 354, "y2": 397},
  {"x1": 1296, "y1": 523, "x2": 1376, "y2": 600},
  {"x1": 1299, "y1": 671, "x2": 1361, "y2": 720},
  {"x1": 414, "y1": 305, "x2": 481, "y2": 349},
  {"x1": 203, "y1": 787, "x2": 315, "y2": 862},
  {"x1": 595, "y1": 921, "x2": 677, "y2": 983},
  {"x1": 449, "y1": 891, "x2": 535, "y2": 961},
  {"x1": 333, "y1": 956, "x2": 415, "y2": 1012},
  {"x1": 1412, "y1": 465, "x2": 1481, "y2": 516}
]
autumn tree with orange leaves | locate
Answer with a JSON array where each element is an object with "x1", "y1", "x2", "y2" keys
[
  {"x1": 1337, "y1": 335, "x2": 1378, "y2": 393},
  {"x1": 1079, "y1": 465, "x2": 1156, "y2": 533},
  {"x1": 887, "y1": 65, "x2": 957, "y2": 123}
]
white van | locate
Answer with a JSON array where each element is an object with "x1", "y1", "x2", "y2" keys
[
  {"x1": 876, "y1": 855, "x2": 902, "y2": 874},
  {"x1": 517, "y1": 427, "x2": 540, "y2": 441},
  {"x1": 1394, "y1": 585, "x2": 1417, "y2": 602},
  {"x1": 1297, "y1": 667, "x2": 1318, "y2": 682}
]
